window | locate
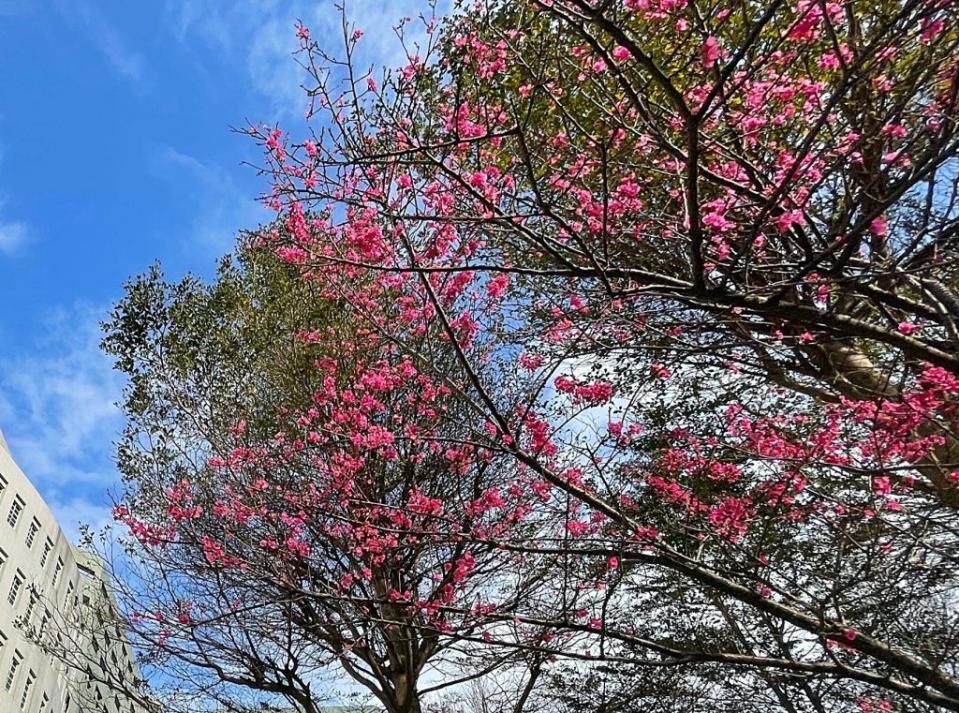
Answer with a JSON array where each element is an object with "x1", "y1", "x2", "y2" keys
[
  {"x1": 0, "y1": 546, "x2": 7, "y2": 569},
  {"x1": 7, "y1": 570, "x2": 24, "y2": 606},
  {"x1": 19, "y1": 669, "x2": 34, "y2": 709},
  {"x1": 24, "y1": 592, "x2": 37, "y2": 621},
  {"x1": 6, "y1": 496, "x2": 24, "y2": 528},
  {"x1": 39, "y1": 692, "x2": 49, "y2": 712},
  {"x1": 4, "y1": 649, "x2": 22, "y2": 691},
  {"x1": 25, "y1": 519, "x2": 39, "y2": 548},
  {"x1": 39, "y1": 538, "x2": 52, "y2": 568},
  {"x1": 51, "y1": 558, "x2": 63, "y2": 588},
  {"x1": 77, "y1": 562, "x2": 96, "y2": 580},
  {"x1": 0, "y1": 473, "x2": 7, "y2": 497}
]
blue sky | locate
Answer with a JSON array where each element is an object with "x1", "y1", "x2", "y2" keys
[{"x1": 0, "y1": 0, "x2": 427, "y2": 537}]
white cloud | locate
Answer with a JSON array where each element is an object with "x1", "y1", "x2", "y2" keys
[
  {"x1": 57, "y1": 0, "x2": 145, "y2": 82},
  {"x1": 163, "y1": 0, "x2": 445, "y2": 117},
  {"x1": 162, "y1": 0, "x2": 307, "y2": 116},
  {"x1": 149, "y1": 145, "x2": 270, "y2": 255},
  {"x1": 0, "y1": 149, "x2": 30, "y2": 255},
  {"x1": 0, "y1": 218, "x2": 27, "y2": 254},
  {"x1": 0, "y1": 304, "x2": 124, "y2": 515},
  {"x1": 45, "y1": 496, "x2": 116, "y2": 543}
]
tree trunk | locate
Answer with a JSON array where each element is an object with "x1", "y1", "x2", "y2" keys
[{"x1": 387, "y1": 670, "x2": 422, "y2": 713}]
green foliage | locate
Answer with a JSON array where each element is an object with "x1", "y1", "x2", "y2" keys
[{"x1": 102, "y1": 235, "x2": 334, "y2": 489}]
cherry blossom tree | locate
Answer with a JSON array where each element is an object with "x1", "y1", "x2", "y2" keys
[
  {"x1": 106, "y1": 1, "x2": 959, "y2": 711},
  {"x1": 103, "y1": 244, "x2": 552, "y2": 713}
]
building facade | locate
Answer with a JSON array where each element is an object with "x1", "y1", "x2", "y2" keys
[{"x1": 0, "y1": 428, "x2": 147, "y2": 713}]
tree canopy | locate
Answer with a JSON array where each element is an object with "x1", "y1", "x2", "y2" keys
[{"x1": 101, "y1": 1, "x2": 959, "y2": 712}]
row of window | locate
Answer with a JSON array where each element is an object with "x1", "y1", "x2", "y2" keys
[
  {"x1": 0, "y1": 632, "x2": 53, "y2": 712},
  {"x1": 0, "y1": 548, "x2": 66, "y2": 608},
  {"x1": 1, "y1": 473, "x2": 57, "y2": 560},
  {"x1": 2, "y1": 627, "x2": 138, "y2": 713},
  {"x1": 0, "y1": 472, "x2": 68, "y2": 615},
  {"x1": 0, "y1": 474, "x2": 73, "y2": 712},
  {"x1": 0, "y1": 473, "x2": 141, "y2": 712}
]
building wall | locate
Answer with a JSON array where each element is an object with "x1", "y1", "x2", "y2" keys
[
  {"x1": 0, "y1": 429, "x2": 147, "y2": 713},
  {"x1": 68, "y1": 552, "x2": 149, "y2": 713}
]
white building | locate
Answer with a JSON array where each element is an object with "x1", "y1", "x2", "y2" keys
[{"x1": 0, "y1": 428, "x2": 148, "y2": 713}]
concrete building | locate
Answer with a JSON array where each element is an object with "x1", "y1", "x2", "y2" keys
[{"x1": 0, "y1": 428, "x2": 147, "y2": 713}]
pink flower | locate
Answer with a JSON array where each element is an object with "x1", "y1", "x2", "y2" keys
[
  {"x1": 633, "y1": 525, "x2": 659, "y2": 541},
  {"x1": 651, "y1": 363, "x2": 671, "y2": 379},
  {"x1": 702, "y1": 36, "x2": 722, "y2": 68},
  {"x1": 873, "y1": 476, "x2": 892, "y2": 496},
  {"x1": 882, "y1": 123, "x2": 908, "y2": 138},
  {"x1": 519, "y1": 352, "x2": 546, "y2": 370},
  {"x1": 554, "y1": 375, "x2": 614, "y2": 405},
  {"x1": 612, "y1": 46, "x2": 631, "y2": 62},
  {"x1": 819, "y1": 51, "x2": 841, "y2": 70},
  {"x1": 921, "y1": 17, "x2": 945, "y2": 44},
  {"x1": 607, "y1": 556, "x2": 619, "y2": 569},
  {"x1": 567, "y1": 520, "x2": 589, "y2": 537},
  {"x1": 870, "y1": 215, "x2": 887, "y2": 238},
  {"x1": 775, "y1": 210, "x2": 803, "y2": 233},
  {"x1": 897, "y1": 321, "x2": 918, "y2": 335},
  {"x1": 709, "y1": 497, "x2": 753, "y2": 541},
  {"x1": 703, "y1": 210, "x2": 734, "y2": 232},
  {"x1": 486, "y1": 274, "x2": 510, "y2": 299}
]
